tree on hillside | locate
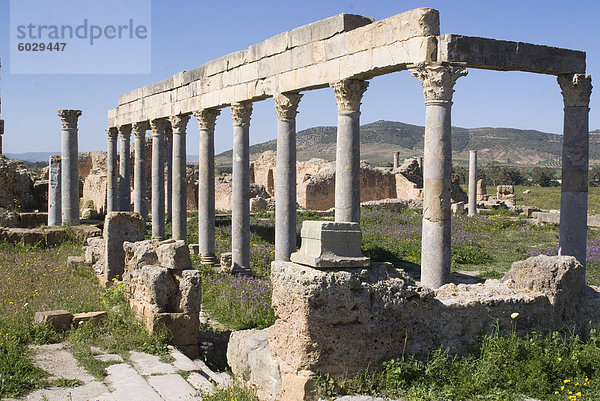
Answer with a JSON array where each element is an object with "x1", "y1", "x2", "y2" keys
[{"x1": 529, "y1": 167, "x2": 558, "y2": 187}]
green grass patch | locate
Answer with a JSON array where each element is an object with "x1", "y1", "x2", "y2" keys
[{"x1": 201, "y1": 380, "x2": 260, "y2": 401}]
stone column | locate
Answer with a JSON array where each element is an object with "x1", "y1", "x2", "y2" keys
[
  {"x1": 58, "y1": 109, "x2": 82, "y2": 225},
  {"x1": 274, "y1": 92, "x2": 303, "y2": 261},
  {"x1": 194, "y1": 109, "x2": 220, "y2": 264},
  {"x1": 150, "y1": 118, "x2": 167, "y2": 239},
  {"x1": 118, "y1": 125, "x2": 132, "y2": 211},
  {"x1": 106, "y1": 127, "x2": 118, "y2": 213},
  {"x1": 468, "y1": 150, "x2": 477, "y2": 217},
  {"x1": 0, "y1": 119, "x2": 4, "y2": 155},
  {"x1": 47, "y1": 155, "x2": 61, "y2": 226},
  {"x1": 331, "y1": 80, "x2": 369, "y2": 223},
  {"x1": 558, "y1": 74, "x2": 592, "y2": 267},
  {"x1": 231, "y1": 102, "x2": 253, "y2": 273},
  {"x1": 165, "y1": 122, "x2": 173, "y2": 223},
  {"x1": 410, "y1": 63, "x2": 467, "y2": 289},
  {"x1": 393, "y1": 151, "x2": 400, "y2": 169},
  {"x1": 170, "y1": 114, "x2": 190, "y2": 241},
  {"x1": 132, "y1": 122, "x2": 149, "y2": 219}
]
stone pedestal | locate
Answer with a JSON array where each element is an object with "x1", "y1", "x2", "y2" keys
[
  {"x1": 274, "y1": 93, "x2": 302, "y2": 262},
  {"x1": 332, "y1": 80, "x2": 368, "y2": 223},
  {"x1": 58, "y1": 109, "x2": 82, "y2": 225},
  {"x1": 410, "y1": 63, "x2": 467, "y2": 289},
  {"x1": 290, "y1": 221, "x2": 369, "y2": 268},
  {"x1": 103, "y1": 212, "x2": 146, "y2": 282},
  {"x1": 194, "y1": 109, "x2": 220, "y2": 265},
  {"x1": 47, "y1": 155, "x2": 62, "y2": 226},
  {"x1": 171, "y1": 114, "x2": 190, "y2": 241},
  {"x1": 133, "y1": 122, "x2": 149, "y2": 219},
  {"x1": 151, "y1": 119, "x2": 167, "y2": 239},
  {"x1": 231, "y1": 102, "x2": 252, "y2": 273},
  {"x1": 106, "y1": 128, "x2": 118, "y2": 213},
  {"x1": 118, "y1": 125, "x2": 132, "y2": 212},
  {"x1": 558, "y1": 74, "x2": 592, "y2": 268},
  {"x1": 468, "y1": 150, "x2": 477, "y2": 216}
]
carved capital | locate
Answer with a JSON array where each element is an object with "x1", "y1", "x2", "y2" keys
[
  {"x1": 150, "y1": 118, "x2": 167, "y2": 137},
  {"x1": 165, "y1": 121, "x2": 173, "y2": 138},
  {"x1": 132, "y1": 121, "x2": 149, "y2": 138},
  {"x1": 558, "y1": 74, "x2": 592, "y2": 107},
  {"x1": 117, "y1": 124, "x2": 132, "y2": 139},
  {"x1": 170, "y1": 114, "x2": 190, "y2": 134},
  {"x1": 331, "y1": 80, "x2": 369, "y2": 113},
  {"x1": 274, "y1": 92, "x2": 303, "y2": 120},
  {"x1": 231, "y1": 102, "x2": 253, "y2": 126},
  {"x1": 106, "y1": 127, "x2": 118, "y2": 140},
  {"x1": 193, "y1": 109, "x2": 221, "y2": 131},
  {"x1": 57, "y1": 109, "x2": 82, "y2": 130},
  {"x1": 410, "y1": 63, "x2": 467, "y2": 102}
]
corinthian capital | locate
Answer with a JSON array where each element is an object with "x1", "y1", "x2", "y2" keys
[
  {"x1": 231, "y1": 102, "x2": 253, "y2": 126},
  {"x1": 170, "y1": 114, "x2": 191, "y2": 134},
  {"x1": 274, "y1": 92, "x2": 303, "y2": 120},
  {"x1": 106, "y1": 127, "x2": 118, "y2": 140},
  {"x1": 410, "y1": 63, "x2": 467, "y2": 102},
  {"x1": 150, "y1": 118, "x2": 167, "y2": 137},
  {"x1": 117, "y1": 124, "x2": 132, "y2": 138},
  {"x1": 132, "y1": 121, "x2": 149, "y2": 137},
  {"x1": 331, "y1": 80, "x2": 369, "y2": 113},
  {"x1": 57, "y1": 109, "x2": 82, "y2": 130},
  {"x1": 193, "y1": 109, "x2": 221, "y2": 131},
  {"x1": 558, "y1": 74, "x2": 592, "y2": 107}
]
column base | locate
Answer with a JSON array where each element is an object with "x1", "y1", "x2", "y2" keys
[
  {"x1": 232, "y1": 265, "x2": 252, "y2": 276},
  {"x1": 201, "y1": 254, "x2": 219, "y2": 266}
]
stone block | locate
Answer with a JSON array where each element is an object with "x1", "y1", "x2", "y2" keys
[
  {"x1": 141, "y1": 265, "x2": 178, "y2": 310},
  {"x1": 156, "y1": 240, "x2": 192, "y2": 270},
  {"x1": 148, "y1": 313, "x2": 200, "y2": 346},
  {"x1": 173, "y1": 269, "x2": 202, "y2": 314},
  {"x1": 72, "y1": 311, "x2": 107, "y2": 326},
  {"x1": 5, "y1": 228, "x2": 45, "y2": 246},
  {"x1": 71, "y1": 225, "x2": 102, "y2": 243},
  {"x1": 103, "y1": 212, "x2": 146, "y2": 282},
  {"x1": 67, "y1": 256, "x2": 86, "y2": 270},
  {"x1": 451, "y1": 202, "x2": 466, "y2": 214},
  {"x1": 33, "y1": 310, "x2": 72, "y2": 331},
  {"x1": 290, "y1": 221, "x2": 370, "y2": 268},
  {"x1": 44, "y1": 226, "x2": 67, "y2": 246},
  {"x1": 220, "y1": 252, "x2": 233, "y2": 272},
  {"x1": 188, "y1": 244, "x2": 200, "y2": 255},
  {"x1": 20, "y1": 212, "x2": 48, "y2": 228}
]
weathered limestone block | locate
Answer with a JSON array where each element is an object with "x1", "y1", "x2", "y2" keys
[
  {"x1": 72, "y1": 311, "x2": 107, "y2": 326},
  {"x1": 0, "y1": 156, "x2": 35, "y2": 210},
  {"x1": 148, "y1": 313, "x2": 200, "y2": 346},
  {"x1": 19, "y1": 212, "x2": 48, "y2": 228},
  {"x1": 477, "y1": 178, "x2": 487, "y2": 201},
  {"x1": 250, "y1": 196, "x2": 269, "y2": 212},
  {"x1": 44, "y1": 227, "x2": 67, "y2": 246},
  {"x1": 497, "y1": 185, "x2": 516, "y2": 206},
  {"x1": 156, "y1": 240, "x2": 192, "y2": 270},
  {"x1": 103, "y1": 212, "x2": 146, "y2": 282},
  {"x1": 227, "y1": 329, "x2": 282, "y2": 401},
  {"x1": 171, "y1": 269, "x2": 202, "y2": 314},
  {"x1": 82, "y1": 169, "x2": 108, "y2": 216},
  {"x1": 33, "y1": 310, "x2": 72, "y2": 331},
  {"x1": 220, "y1": 252, "x2": 233, "y2": 272},
  {"x1": 290, "y1": 221, "x2": 369, "y2": 268},
  {"x1": 123, "y1": 239, "x2": 158, "y2": 272},
  {"x1": 70, "y1": 225, "x2": 102, "y2": 243},
  {"x1": 0, "y1": 228, "x2": 45, "y2": 246},
  {"x1": 85, "y1": 236, "x2": 106, "y2": 274}
]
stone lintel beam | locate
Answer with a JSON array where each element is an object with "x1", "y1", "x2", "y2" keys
[{"x1": 437, "y1": 34, "x2": 586, "y2": 75}]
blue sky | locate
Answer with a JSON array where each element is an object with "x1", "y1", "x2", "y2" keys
[{"x1": 0, "y1": 0, "x2": 598, "y2": 155}]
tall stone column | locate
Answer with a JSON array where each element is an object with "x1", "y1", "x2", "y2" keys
[
  {"x1": 194, "y1": 109, "x2": 220, "y2": 265},
  {"x1": 47, "y1": 155, "x2": 62, "y2": 226},
  {"x1": 331, "y1": 80, "x2": 369, "y2": 223},
  {"x1": 274, "y1": 92, "x2": 303, "y2": 261},
  {"x1": 231, "y1": 102, "x2": 252, "y2": 273},
  {"x1": 118, "y1": 125, "x2": 132, "y2": 211},
  {"x1": 558, "y1": 74, "x2": 592, "y2": 268},
  {"x1": 0, "y1": 119, "x2": 4, "y2": 155},
  {"x1": 170, "y1": 114, "x2": 190, "y2": 241},
  {"x1": 165, "y1": 122, "x2": 173, "y2": 223},
  {"x1": 410, "y1": 63, "x2": 467, "y2": 289},
  {"x1": 133, "y1": 122, "x2": 149, "y2": 219},
  {"x1": 106, "y1": 127, "x2": 118, "y2": 213},
  {"x1": 58, "y1": 109, "x2": 82, "y2": 225},
  {"x1": 150, "y1": 118, "x2": 167, "y2": 239},
  {"x1": 468, "y1": 150, "x2": 478, "y2": 217}
]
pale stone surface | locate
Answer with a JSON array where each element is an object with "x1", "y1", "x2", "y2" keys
[
  {"x1": 103, "y1": 212, "x2": 146, "y2": 282},
  {"x1": 0, "y1": 156, "x2": 35, "y2": 210},
  {"x1": 48, "y1": 156, "x2": 62, "y2": 226},
  {"x1": 146, "y1": 374, "x2": 198, "y2": 401},
  {"x1": 130, "y1": 350, "x2": 177, "y2": 375},
  {"x1": 497, "y1": 185, "x2": 516, "y2": 206},
  {"x1": 59, "y1": 109, "x2": 82, "y2": 225},
  {"x1": 156, "y1": 239, "x2": 192, "y2": 270},
  {"x1": 468, "y1": 150, "x2": 477, "y2": 216},
  {"x1": 33, "y1": 310, "x2": 72, "y2": 331},
  {"x1": 105, "y1": 363, "x2": 163, "y2": 401}
]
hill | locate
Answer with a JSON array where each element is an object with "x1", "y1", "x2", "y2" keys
[{"x1": 215, "y1": 121, "x2": 600, "y2": 167}]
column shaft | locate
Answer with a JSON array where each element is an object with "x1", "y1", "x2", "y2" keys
[
  {"x1": 47, "y1": 156, "x2": 61, "y2": 226},
  {"x1": 151, "y1": 119, "x2": 166, "y2": 239},
  {"x1": 468, "y1": 150, "x2": 477, "y2": 217},
  {"x1": 558, "y1": 74, "x2": 592, "y2": 268},
  {"x1": 133, "y1": 122, "x2": 148, "y2": 219},
  {"x1": 195, "y1": 109, "x2": 220, "y2": 264},
  {"x1": 165, "y1": 123, "x2": 173, "y2": 223},
  {"x1": 274, "y1": 93, "x2": 302, "y2": 261},
  {"x1": 171, "y1": 114, "x2": 190, "y2": 241},
  {"x1": 59, "y1": 109, "x2": 82, "y2": 225},
  {"x1": 118, "y1": 126, "x2": 132, "y2": 211},
  {"x1": 231, "y1": 102, "x2": 252, "y2": 272},
  {"x1": 106, "y1": 128, "x2": 118, "y2": 213}
]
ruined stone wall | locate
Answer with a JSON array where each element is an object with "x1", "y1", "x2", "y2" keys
[
  {"x1": 0, "y1": 156, "x2": 35, "y2": 210},
  {"x1": 82, "y1": 169, "x2": 107, "y2": 215}
]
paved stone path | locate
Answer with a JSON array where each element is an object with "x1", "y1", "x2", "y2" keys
[{"x1": 7, "y1": 343, "x2": 229, "y2": 401}]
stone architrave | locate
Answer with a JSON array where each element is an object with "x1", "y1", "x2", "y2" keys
[
  {"x1": 231, "y1": 102, "x2": 253, "y2": 273},
  {"x1": 118, "y1": 125, "x2": 132, "y2": 211},
  {"x1": 58, "y1": 109, "x2": 82, "y2": 225},
  {"x1": 150, "y1": 118, "x2": 167, "y2": 239},
  {"x1": 274, "y1": 92, "x2": 302, "y2": 262},
  {"x1": 47, "y1": 156, "x2": 61, "y2": 226},
  {"x1": 468, "y1": 150, "x2": 477, "y2": 216},
  {"x1": 558, "y1": 74, "x2": 592, "y2": 268},
  {"x1": 170, "y1": 114, "x2": 190, "y2": 241},
  {"x1": 194, "y1": 109, "x2": 220, "y2": 265},
  {"x1": 410, "y1": 63, "x2": 467, "y2": 289},
  {"x1": 106, "y1": 127, "x2": 118, "y2": 213},
  {"x1": 103, "y1": 211, "x2": 146, "y2": 282},
  {"x1": 331, "y1": 79, "x2": 369, "y2": 223},
  {"x1": 132, "y1": 121, "x2": 149, "y2": 219},
  {"x1": 165, "y1": 121, "x2": 173, "y2": 223}
]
